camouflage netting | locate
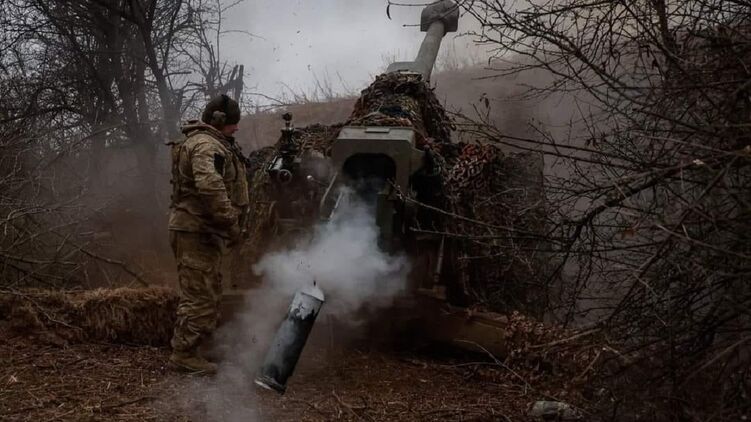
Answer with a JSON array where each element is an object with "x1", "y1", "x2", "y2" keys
[
  {"x1": 444, "y1": 145, "x2": 548, "y2": 315},
  {"x1": 348, "y1": 72, "x2": 453, "y2": 145},
  {"x1": 0, "y1": 287, "x2": 178, "y2": 345},
  {"x1": 243, "y1": 145, "x2": 278, "y2": 250},
  {"x1": 236, "y1": 124, "x2": 342, "y2": 266},
  {"x1": 244, "y1": 72, "x2": 547, "y2": 314}
]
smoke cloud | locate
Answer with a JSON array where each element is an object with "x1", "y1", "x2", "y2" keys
[
  {"x1": 253, "y1": 192, "x2": 411, "y2": 316},
  {"x1": 170, "y1": 190, "x2": 411, "y2": 421}
]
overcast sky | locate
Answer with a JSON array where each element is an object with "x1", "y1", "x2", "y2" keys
[{"x1": 221, "y1": 0, "x2": 478, "y2": 103}]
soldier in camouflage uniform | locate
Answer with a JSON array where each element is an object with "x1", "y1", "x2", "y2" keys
[{"x1": 167, "y1": 94, "x2": 249, "y2": 374}]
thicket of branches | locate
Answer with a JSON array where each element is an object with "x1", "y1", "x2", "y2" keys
[
  {"x1": 441, "y1": 0, "x2": 751, "y2": 419},
  {"x1": 3, "y1": 0, "x2": 749, "y2": 417},
  {"x1": 0, "y1": 0, "x2": 245, "y2": 289}
]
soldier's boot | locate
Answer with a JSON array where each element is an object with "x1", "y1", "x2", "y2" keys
[
  {"x1": 199, "y1": 343, "x2": 229, "y2": 362},
  {"x1": 168, "y1": 350, "x2": 218, "y2": 375}
]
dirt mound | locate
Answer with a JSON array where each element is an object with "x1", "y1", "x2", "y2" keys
[{"x1": 0, "y1": 287, "x2": 178, "y2": 346}]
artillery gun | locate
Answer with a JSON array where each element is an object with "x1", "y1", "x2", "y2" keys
[
  {"x1": 238, "y1": 0, "x2": 547, "y2": 355},
  {"x1": 249, "y1": 0, "x2": 461, "y2": 278}
]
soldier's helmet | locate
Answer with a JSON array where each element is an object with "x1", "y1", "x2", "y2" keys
[{"x1": 202, "y1": 94, "x2": 241, "y2": 128}]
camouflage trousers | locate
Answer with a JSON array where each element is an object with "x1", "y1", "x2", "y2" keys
[{"x1": 170, "y1": 231, "x2": 224, "y2": 353}]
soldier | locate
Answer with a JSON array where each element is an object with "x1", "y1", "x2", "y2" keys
[{"x1": 167, "y1": 94, "x2": 249, "y2": 374}]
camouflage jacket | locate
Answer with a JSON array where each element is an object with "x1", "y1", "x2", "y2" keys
[{"x1": 168, "y1": 121, "x2": 250, "y2": 239}]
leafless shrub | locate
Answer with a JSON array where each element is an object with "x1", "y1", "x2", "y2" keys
[
  {"x1": 401, "y1": 0, "x2": 751, "y2": 418},
  {"x1": 0, "y1": 0, "x2": 247, "y2": 289}
]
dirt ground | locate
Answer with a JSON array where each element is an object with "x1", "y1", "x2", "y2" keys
[{"x1": 0, "y1": 326, "x2": 578, "y2": 422}]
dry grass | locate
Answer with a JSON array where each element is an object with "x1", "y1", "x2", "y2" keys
[
  {"x1": 0, "y1": 288, "x2": 595, "y2": 421},
  {"x1": 0, "y1": 287, "x2": 178, "y2": 346},
  {"x1": 0, "y1": 337, "x2": 168, "y2": 421},
  {"x1": 0, "y1": 334, "x2": 574, "y2": 422}
]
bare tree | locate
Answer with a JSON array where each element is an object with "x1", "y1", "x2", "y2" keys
[
  {"x1": 442, "y1": 0, "x2": 751, "y2": 418},
  {"x1": 377, "y1": 0, "x2": 751, "y2": 418},
  {"x1": 0, "y1": 0, "x2": 247, "y2": 289}
]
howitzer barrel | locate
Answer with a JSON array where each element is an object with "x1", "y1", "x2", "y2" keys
[
  {"x1": 386, "y1": 0, "x2": 459, "y2": 81},
  {"x1": 412, "y1": 21, "x2": 446, "y2": 82}
]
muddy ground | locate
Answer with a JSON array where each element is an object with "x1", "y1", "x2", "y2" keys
[{"x1": 0, "y1": 325, "x2": 582, "y2": 421}]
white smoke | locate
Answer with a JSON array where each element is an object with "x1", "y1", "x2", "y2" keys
[
  {"x1": 253, "y1": 192, "x2": 411, "y2": 316},
  {"x1": 170, "y1": 190, "x2": 411, "y2": 421}
]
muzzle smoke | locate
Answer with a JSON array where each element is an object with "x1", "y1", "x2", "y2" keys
[
  {"x1": 253, "y1": 191, "x2": 411, "y2": 316},
  {"x1": 173, "y1": 189, "x2": 411, "y2": 421}
]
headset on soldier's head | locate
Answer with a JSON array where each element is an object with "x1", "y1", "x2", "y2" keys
[{"x1": 211, "y1": 94, "x2": 230, "y2": 127}]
